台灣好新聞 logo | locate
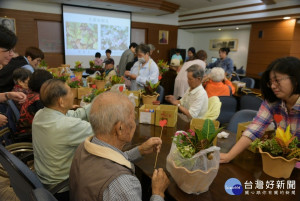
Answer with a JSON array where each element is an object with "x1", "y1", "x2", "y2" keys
[{"x1": 225, "y1": 178, "x2": 243, "y2": 195}]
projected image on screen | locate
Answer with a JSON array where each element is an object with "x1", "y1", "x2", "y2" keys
[
  {"x1": 101, "y1": 25, "x2": 129, "y2": 50},
  {"x1": 66, "y1": 22, "x2": 98, "y2": 49}
]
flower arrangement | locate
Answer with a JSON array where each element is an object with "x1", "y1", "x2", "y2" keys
[
  {"x1": 142, "y1": 81, "x2": 160, "y2": 96},
  {"x1": 173, "y1": 119, "x2": 222, "y2": 160},
  {"x1": 68, "y1": 77, "x2": 81, "y2": 88},
  {"x1": 74, "y1": 61, "x2": 84, "y2": 72},
  {"x1": 39, "y1": 60, "x2": 48, "y2": 68},
  {"x1": 110, "y1": 75, "x2": 124, "y2": 86},
  {"x1": 95, "y1": 73, "x2": 105, "y2": 80},
  {"x1": 157, "y1": 59, "x2": 169, "y2": 74},
  {"x1": 89, "y1": 60, "x2": 95, "y2": 68},
  {"x1": 82, "y1": 88, "x2": 106, "y2": 103},
  {"x1": 251, "y1": 114, "x2": 299, "y2": 160}
]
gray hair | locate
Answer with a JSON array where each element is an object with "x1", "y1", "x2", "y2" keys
[
  {"x1": 40, "y1": 79, "x2": 68, "y2": 107},
  {"x1": 186, "y1": 64, "x2": 204, "y2": 79},
  {"x1": 89, "y1": 92, "x2": 133, "y2": 135},
  {"x1": 210, "y1": 67, "x2": 225, "y2": 82},
  {"x1": 148, "y1": 44, "x2": 155, "y2": 51}
]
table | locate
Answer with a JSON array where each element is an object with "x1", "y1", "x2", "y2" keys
[{"x1": 125, "y1": 121, "x2": 300, "y2": 201}]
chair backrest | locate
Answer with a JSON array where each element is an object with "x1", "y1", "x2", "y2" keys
[
  {"x1": 204, "y1": 96, "x2": 222, "y2": 120},
  {"x1": 241, "y1": 77, "x2": 255, "y2": 89},
  {"x1": 32, "y1": 188, "x2": 58, "y2": 201},
  {"x1": 156, "y1": 85, "x2": 164, "y2": 104},
  {"x1": 226, "y1": 109, "x2": 258, "y2": 134},
  {"x1": 7, "y1": 99, "x2": 20, "y2": 121},
  {"x1": 240, "y1": 95, "x2": 263, "y2": 111},
  {"x1": 0, "y1": 144, "x2": 43, "y2": 201},
  {"x1": 231, "y1": 73, "x2": 240, "y2": 81},
  {"x1": 217, "y1": 96, "x2": 237, "y2": 125}
]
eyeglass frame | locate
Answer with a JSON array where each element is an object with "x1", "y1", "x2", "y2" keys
[
  {"x1": 0, "y1": 48, "x2": 14, "y2": 54},
  {"x1": 267, "y1": 76, "x2": 292, "y2": 88}
]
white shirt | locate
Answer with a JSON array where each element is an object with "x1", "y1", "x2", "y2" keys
[
  {"x1": 130, "y1": 59, "x2": 159, "y2": 91},
  {"x1": 174, "y1": 59, "x2": 206, "y2": 99},
  {"x1": 180, "y1": 84, "x2": 208, "y2": 119}
]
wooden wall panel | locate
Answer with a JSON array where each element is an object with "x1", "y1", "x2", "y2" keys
[
  {"x1": 290, "y1": 23, "x2": 300, "y2": 59},
  {"x1": 0, "y1": 8, "x2": 62, "y2": 68},
  {"x1": 246, "y1": 19, "x2": 297, "y2": 79},
  {"x1": 131, "y1": 21, "x2": 178, "y2": 63}
]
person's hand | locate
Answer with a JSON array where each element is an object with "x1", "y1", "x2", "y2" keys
[
  {"x1": 165, "y1": 95, "x2": 176, "y2": 105},
  {"x1": 138, "y1": 137, "x2": 162, "y2": 155},
  {"x1": 152, "y1": 168, "x2": 170, "y2": 198},
  {"x1": 0, "y1": 114, "x2": 8, "y2": 127},
  {"x1": 72, "y1": 105, "x2": 80, "y2": 109},
  {"x1": 220, "y1": 153, "x2": 232, "y2": 163},
  {"x1": 7, "y1": 92, "x2": 27, "y2": 104},
  {"x1": 202, "y1": 75, "x2": 210, "y2": 83}
]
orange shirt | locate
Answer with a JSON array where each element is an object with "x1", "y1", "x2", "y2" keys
[{"x1": 204, "y1": 80, "x2": 236, "y2": 98}]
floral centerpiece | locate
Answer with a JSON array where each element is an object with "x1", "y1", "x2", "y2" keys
[
  {"x1": 251, "y1": 114, "x2": 299, "y2": 178},
  {"x1": 166, "y1": 119, "x2": 222, "y2": 194},
  {"x1": 38, "y1": 60, "x2": 48, "y2": 70},
  {"x1": 74, "y1": 61, "x2": 84, "y2": 80},
  {"x1": 95, "y1": 73, "x2": 106, "y2": 90},
  {"x1": 141, "y1": 81, "x2": 160, "y2": 105},
  {"x1": 68, "y1": 77, "x2": 81, "y2": 99},
  {"x1": 90, "y1": 60, "x2": 103, "y2": 72},
  {"x1": 81, "y1": 88, "x2": 106, "y2": 106},
  {"x1": 110, "y1": 75, "x2": 125, "y2": 86},
  {"x1": 89, "y1": 60, "x2": 95, "y2": 68},
  {"x1": 157, "y1": 59, "x2": 169, "y2": 75}
]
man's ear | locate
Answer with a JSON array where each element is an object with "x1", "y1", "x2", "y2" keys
[
  {"x1": 114, "y1": 121, "x2": 122, "y2": 137},
  {"x1": 27, "y1": 56, "x2": 32, "y2": 62},
  {"x1": 58, "y1": 97, "x2": 64, "y2": 108}
]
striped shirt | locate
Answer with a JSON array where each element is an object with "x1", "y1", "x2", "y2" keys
[
  {"x1": 243, "y1": 97, "x2": 300, "y2": 141},
  {"x1": 91, "y1": 137, "x2": 164, "y2": 201}
]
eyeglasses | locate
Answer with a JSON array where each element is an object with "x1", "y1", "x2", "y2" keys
[
  {"x1": 267, "y1": 76, "x2": 292, "y2": 88},
  {"x1": 1, "y1": 48, "x2": 14, "y2": 54}
]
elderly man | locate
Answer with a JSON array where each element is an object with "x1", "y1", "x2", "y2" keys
[
  {"x1": 70, "y1": 92, "x2": 169, "y2": 201},
  {"x1": 165, "y1": 64, "x2": 208, "y2": 120},
  {"x1": 32, "y1": 79, "x2": 93, "y2": 200},
  {"x1": 124, "y1": 43, "x2": 159, "y2": 91}
]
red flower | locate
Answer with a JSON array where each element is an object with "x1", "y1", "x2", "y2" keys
[{"x1": 274, "y1": 114, "x2": 283, "y2": 124}]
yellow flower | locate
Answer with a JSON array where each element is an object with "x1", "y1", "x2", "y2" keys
[{"x1": 275, "y1": 125, "x2": 292, "y2": 147}]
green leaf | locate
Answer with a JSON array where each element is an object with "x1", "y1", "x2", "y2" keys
[{"x1": 201, "y1": 119, "x2": 215, "y2": 140}]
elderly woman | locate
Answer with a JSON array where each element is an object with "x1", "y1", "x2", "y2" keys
[
  {"x1": 33, "y1": 79, "x2": 93, "y2": 200},
  {"x1": 221, "y1": 57, "x2": 300, "y2": 163},
  {"x1": 70, "y1": 92, "x2": 169, "y2": 201},
  {"x1": 174, "y1": 50, "x2": 207, "y2": 99},
  {"x1": 203, "y1": 67, "x2": 235, "y2": 98},
  {"x1": 166, "y1": 64, "x2": 208, "y2": 120}
]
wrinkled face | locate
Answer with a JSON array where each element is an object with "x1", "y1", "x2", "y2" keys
[
  {"x1": 187, "y1": 72, "x2": 201, "y2": 89},
  {"x1": 188, "y1": 50, "x2": 193, "y2": 58},
  {"x1": 219, "y1": 50, "x2": 227, "y2": 59},
  {"x1": 28, "y1": 57, "x2": 42, "y2": 68},
  {"x1": 268, "y1": 71, "x2": 294, "y2": 101},
  {"x1": 0, "y1": 48, "x2": 14, "y2": 66},
  {"x1": 61, "y1": 84, "x2": 74, "y2": 110}
]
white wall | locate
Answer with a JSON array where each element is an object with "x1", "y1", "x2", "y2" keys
[
  {"x1": 132, "y1": 13, "x2": 178, "y2": 26},
  {"x1": 177, "y1": 28, "x2": 251, "y2": 71}
]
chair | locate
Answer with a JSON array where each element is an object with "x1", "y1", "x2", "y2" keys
[
  {"x1": 32, "y1": 188, "x2": 58, "y2": 201},
  {"x1": 241, "y1": 77, "x2": 255, "y2": 89},
  {"x1": 240, "y1": 95, "x2": 263, "y2": 111},
  {"x1": 203, "y1": 96, "x2": 222, "y2": 120},
  {"x1": 226, "y1": 109, "x2": 258, "y2": 134},
  {"x1": 0, "y1": 144, "x2": 68, "y2": 201},
  {"x1": 156, "y1": 85, "x2": 164, "y2": 104},
  {"x1": 217, "y1": 96, "x2": 237, "y2": 125},
  {"x1": 231, "y1": 73, "x2": 240, "y2": 81}
]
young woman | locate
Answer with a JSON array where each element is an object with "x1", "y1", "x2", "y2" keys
[
  {"x1": 207, "y1": 47, "x2": 234, "y2": 77},
  {"x1": 220, "y1": 57, "x2": 300, "y2": 163}
]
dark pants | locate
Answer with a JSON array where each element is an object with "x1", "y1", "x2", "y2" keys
[{"x1": 54, "y1": 191, "x2": 69, "y2": 201}]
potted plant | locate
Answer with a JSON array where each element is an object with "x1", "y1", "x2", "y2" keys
[
  {"x1": 166, "y1": 119, "x2": 222, "y2": 194},
  {"x1": 110, "y1": 75, "x2": 125, "y2": 86},
  {"x1": 68, "y1": 77, "x2": 81, "y2": 99},
  {"x1": 81, "y1": 88, "x2": 106, "y2": 106},
  {"x1": 39, "y1": 60, "x2": 48, "y2": 70},
  {"x1": 157, "y1": 59, "x2": 169, "y2": 75},
  {"x1": 141, "y1": 81, "x2": 160, "y2": 105},
  {"x1": 95, "y1": 73, "x2": 106, "y2": 90},
  {"x1": 251, "y1": 114, "x2": 300, "y2": 178},
  {"x1": 74, "y1": 61, "x2": 84, "y2": 80}
]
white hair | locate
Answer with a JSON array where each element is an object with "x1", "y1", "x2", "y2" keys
[
  {"x1": 148, "y1": 44, "x2": 155, "y2": 51},
  {"x1": 210, "y1": 67, "x2": 225, "y2": 82},
  {"x1": 89, "y1": 92, "x2": 133, "y2": 135}
]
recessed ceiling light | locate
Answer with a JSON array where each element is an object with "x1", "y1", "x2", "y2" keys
[
  {"x1": 218, "y1": 28, "x2": 222, "y2": 31},
  {"x1": 236, "y1": 27, "x2": 239, "y2": 30},
  {"x1": 283, "y1": 16, "x2": 291, "y2": 20}
]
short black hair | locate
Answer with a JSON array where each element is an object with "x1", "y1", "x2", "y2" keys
[
  {"x1": 136, "y1": 43, "x2": 150, "y2": 54},
  {"x1": 261, "y1": 56, "x2": 300, "y2": 103},
  {"x1": 28, "y1": 69, "x2": 53, "y2": 93},
  {"x1": 12, "y1": 68, "x2": 31, "y2": 84},
  {"x1": 129, "y1": 42, "x2": 138, "y2": 49},
  {"x1": 105, "y1": 49, "x2": 111, "y2": 54},
  {"x1": 95, "y1": 52, "x2": 101, "y2": 58},
  {"x1": 0, "y1": 25, "x2": 17, "y2": 50},
  {"x1": 175, "y1": 49, "x2": 180, "y2": 53},
  {"x1": 188, "y1": 47, "x2": 196, "y2": 55},
  {"x1": 219, "y1": 47, "x2": 230, "y2": 55},
  {"x1": 25, "y1": 47, "x2": 44, "y2": 60}
]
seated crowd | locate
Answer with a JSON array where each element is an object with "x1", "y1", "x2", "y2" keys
[{"x1": 0, "y1": 22, "x2": 300, "y2": 201}]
